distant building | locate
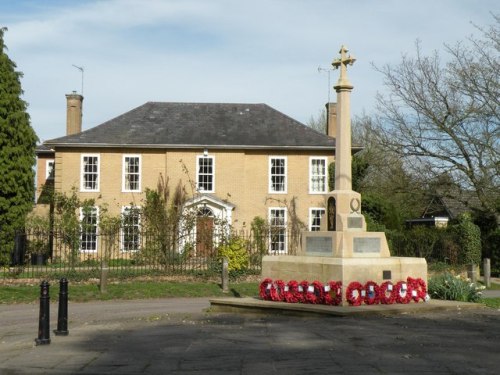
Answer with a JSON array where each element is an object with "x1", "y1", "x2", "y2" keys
[{"x1": 406, "y1": 194, "x2": 484, "y2": 228}]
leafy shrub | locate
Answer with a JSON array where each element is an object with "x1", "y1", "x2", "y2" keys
[
  {"x1": 452, "y1": 213, "x2": 482, "y2": 265},
  {"x1": 428, "y1": 272, "x2": 484, "y2": 302},
  {"x1": 217, "y1": 236, "x2": 249, "y2": 272},
  {"x1": 483, "y1": 229, "x2": 500, "y2": 276},
  {"x1": 435, "y1": 230, "x2": 460, "y2": 265},
  {"x1": 389, "y1": 226, "x2": 441, "y2": 259}
]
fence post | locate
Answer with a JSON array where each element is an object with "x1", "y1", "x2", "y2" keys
[
  {"x1": 222, "y1": 257, "x2": 229, "y2": 293},
  {"x1": 467, "y1": 263, "x2": 477, "y2": 284},
  {"x1": 54, "y1": 278, "x2": 69, "y2": 336},
  {"x1": 483, "y1": 258, "x2": 491, "y2": 288},
  {"x1": 100, "y1": 261, "x2": 109, "y2": 293},
  {"x1": 35, "y1": 280, "x2": 51, "y2": 345}
]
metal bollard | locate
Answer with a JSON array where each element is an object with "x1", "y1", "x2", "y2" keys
[
  {"x1": 35, "y1": 280, "x2": 51, "y2": 345},
  {"x1": 54, "y1": 278, "x2": 69, "y2": 336}
]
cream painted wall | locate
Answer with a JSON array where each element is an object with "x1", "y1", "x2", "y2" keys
[{"x1": 46, "y1": 147, "x2": 334, "y2": 230}]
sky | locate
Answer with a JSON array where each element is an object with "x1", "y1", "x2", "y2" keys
[{"x1": 0, "y1": 0, "x2": 498, "y2": 143}]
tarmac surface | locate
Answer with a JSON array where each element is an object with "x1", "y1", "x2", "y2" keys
[{"x1": 0, "y1": 296, "x2": 499, "y2": 374}]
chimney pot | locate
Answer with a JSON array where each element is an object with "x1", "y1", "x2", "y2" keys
[
  {"x1": 325, "y1": 102, "x2": 337, "y2": 138},
  {"x1": 66, "y1": 93, "x2": 83, "y2": 135}
]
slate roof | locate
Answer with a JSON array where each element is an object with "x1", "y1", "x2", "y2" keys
[
  {"x1": 35, "y1": 144, "x2": 54, "y2": 153},
  {"x1": 44, "y1": 102, "x2": 336, "y2": 151}
]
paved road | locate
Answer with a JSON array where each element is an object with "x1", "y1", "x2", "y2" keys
[{"x1": 0, "y1": 298, "x2": 499, "y2": 374}]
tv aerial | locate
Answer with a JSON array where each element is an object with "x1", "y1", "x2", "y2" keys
[
  {"x1": 72, "y1": 64, "x2": 84, "y2": 95},
  {"x1": 318, "y1": 66, "x2": 334, "y2": 103}
]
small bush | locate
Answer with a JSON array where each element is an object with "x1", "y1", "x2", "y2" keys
[
  {"x1": 452, "y1": 213, "x2": 482, "y2": 265},
  {"x1": 217, "y1": 236, "x2": 249, "y2": 272},
  {"x1": 483, "y1": 229, "x2": 500, "y2": 276},
  {"x1": 428, "y1": 272, "x2": 484, "y2": 302}
]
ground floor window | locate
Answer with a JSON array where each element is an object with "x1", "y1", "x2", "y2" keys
[
  {"x1": 269, "y1": 208, "x2": 287, "y2": 253},
  {"x1": 80, "y1": 206, "x2": 98, "y2": 251},
  {"x1": 121, "y1": 206, "x2": 141, "y2": 251},
  {"x1": 309, "y1": 208, "x2": 325, "y2": 231}
]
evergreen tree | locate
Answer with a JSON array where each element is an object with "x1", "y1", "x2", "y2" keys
[{"x1": 0, "y1": 28, "x2": 38, "y2": 264}]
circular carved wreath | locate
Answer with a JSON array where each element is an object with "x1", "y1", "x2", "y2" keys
[
  {"x1": 346, "y1": 281, "x2": 364, "y2": 306},
  {"x1": 407, "y1": 277, "x2": 427, "y2": 303},
  {"x1": 378, "y1": 281, "x2": 396, "y2": 304},
  {"x1": 364, "y1": 281, "x2": 380, "y2": 305},
  {"x1": 324, "y1": 281, "x2": 342, "y2": 306},
  {"x1": 350, "y1": 198, "x2": 361, "y2": 213},
  {"x1": 395, "y1": 281, "x2": 412, "y2": 304}
]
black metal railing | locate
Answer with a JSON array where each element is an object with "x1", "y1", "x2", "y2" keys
[{"x1": 1, "y1": 227, "x2": 297, "y2": 280}]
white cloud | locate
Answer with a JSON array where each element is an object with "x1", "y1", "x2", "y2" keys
[{"x1": 1, "y1": 0, "x2": 497, "y2": 141}]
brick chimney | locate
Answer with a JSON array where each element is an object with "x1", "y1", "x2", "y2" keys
[
  {"x1": 66, "y1": 91, "x2": 83, "y2": 135},
  {"x1": 325, "y1": 102, "x2": 337, "y2": 138}
]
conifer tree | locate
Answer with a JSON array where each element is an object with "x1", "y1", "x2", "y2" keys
[{"x1": 0, "y1": 27, "x2": 38, "y2": 264}]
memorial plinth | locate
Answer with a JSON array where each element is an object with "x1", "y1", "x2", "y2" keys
[{"x1": 261, "y1": 46, "x2": 427, "y2": 305}]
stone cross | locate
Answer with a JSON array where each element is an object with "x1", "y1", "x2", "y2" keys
[
  {"x1": 332, "y1": 45, "x2": 356, "y2": 88},
  {"x1": 331, "y1": 45, "x2": 356, "y2": 191}
]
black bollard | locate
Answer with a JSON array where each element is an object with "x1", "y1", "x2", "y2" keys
[
  {"x1": 54, "y1": 278, "x2": 69, "y2": 336},
  {"x1": 35, "y1": 280, "x2": 51, "y2": 345}
]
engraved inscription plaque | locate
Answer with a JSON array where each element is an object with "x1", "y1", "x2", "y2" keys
[
  {"x1": 306, "y1": 236, "x2": 332, "y2": 256},
  {"x1": 353, "y1": 237, "x2": 381, "y2": 253},
  {"x1": 348, "y1": 216, "x2": 363, "y2": 229}
]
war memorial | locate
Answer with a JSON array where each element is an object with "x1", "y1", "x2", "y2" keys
[{"x1": 261, "y1": 46, "x2": 428, "y2": 306}]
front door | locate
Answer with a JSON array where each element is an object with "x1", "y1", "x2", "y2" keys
[{"x1": 196, "y1": 208, "x2": 214, "y2": 256}]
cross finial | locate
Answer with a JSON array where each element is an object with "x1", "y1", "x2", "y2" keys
[{"x1": 332, "y1": 45, "x2": 356, "y2": 88}]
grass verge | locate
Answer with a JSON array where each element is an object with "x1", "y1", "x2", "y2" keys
[
  {"x1": 481, "y1": 298, "x2": 500, "y2": 309},
  {"x1": 0, "y1": 281, "x2": 260, "y2": 304}
]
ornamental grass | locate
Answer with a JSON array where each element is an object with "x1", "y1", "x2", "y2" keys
[{"x1": 428, "y1": 273, "x2": 484, "y2": 302}]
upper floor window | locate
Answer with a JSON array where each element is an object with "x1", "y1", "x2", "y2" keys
[
  {"x1": 309, "y1": 157, "x2": 327, "y2": 193},
  {"x1": 122, "y1": 155, "x2": 141, "y2": 192},
  {"x1": 80, "y1": 206, "x2": 98, "y2": 252},
  {"x1": 197, "y1": 155, "x2": 214, "y2": 193},
  {"x1": 269, "y1": 207, "x2": 287, "y2": 253},
  {"x1": 81, "y1": 154, "x2": 100, "y2": 192},
  {"x1": 46, "y1": 160, "x2": 55, "y2": 180},
  {"x1": 309, "y1": 208, "x2": 325, "y2": 231},
  {"x1": 121, "y1": 206, "x2": 141, "y2": 252},
  {"x1": 269, "y1": 157, "x2": 287, "y2": 193}
]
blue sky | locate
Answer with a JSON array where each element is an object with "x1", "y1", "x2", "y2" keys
[{"x1": 1, "y1": 0, "x2": 497, "y2": 142}]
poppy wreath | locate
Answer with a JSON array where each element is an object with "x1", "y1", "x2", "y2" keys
[
  {"x1": 378, "y1": 281, "x2": 396, "y2": 304},
  {"x1": 299, "y1": 280, "x2": 310, "y2": 303},
  {"x1": 407, "y1": 277, "x2": 427, "y2": 302},
  {"x1": 323, "y1": 281, "x2": 343, "y2": 306},
  {"x1": 270, "y1": 279, "x2": 286, "y2": 302},
  {"x1": 346, "y1": 281, "x2": 365, "y2": 306},
  {"x1": 395, "y1": 281, "x2": 413, "y2": 304},
  {"x1": 284, "y1": 280, "x2": 302, "y2": 303},
  {"x1": 364, "y1": 281, "x2": 380, "y2": 305},
  {"x1": 303, "y1": 280, "x2": 324, "y2": 304},
  {"x1": 259, "y1": 278, "x2": 274, "y2": 300}
]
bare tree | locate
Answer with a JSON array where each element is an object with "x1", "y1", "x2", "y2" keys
[
  {"x1": 306, "y1": 108, "x2": 327, "y2": 134},
  {"x1": 372, "y1": 15, "x2": 499, "y2": 217}
]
